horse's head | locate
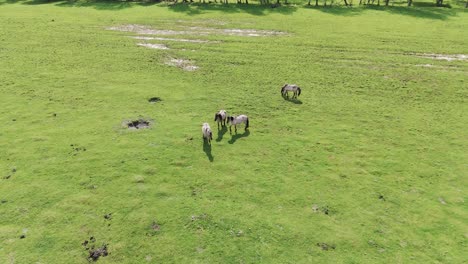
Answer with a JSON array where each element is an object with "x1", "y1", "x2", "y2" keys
[{"x1": 214, "y1": 113, "x2": 220, "y2": 121}]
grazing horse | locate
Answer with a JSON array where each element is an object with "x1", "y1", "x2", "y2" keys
[
  {"x1": 227, "y1": 115, "x2": 249, "y2": 133},
  {"x1": 202, "y1": 123, "x2": 213, "y2": 144},
  {"x1": 281, "y1": 84, "x2": 301, "y2": 99},
  {"x1": 214, "y1": 110, "x2": 227, "y2": 128}
]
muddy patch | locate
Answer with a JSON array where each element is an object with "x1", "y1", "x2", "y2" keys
[
  {"x1": 107, "y1": 24, "x2": 190, "y2": 36},
  {"x1": 137, "y1": 43, "x2": 169, "y2": 50},
  {"x1": 69, "y1": 144, "x2": 86, "y2": 156},
  {"x1": 311, "y1": 204, "x2": 332, "y2": 215},
  {"x1": 411, "y1": 53, "x2": 468, "y2": 62},
  {"x1": 107, "y1": 24, "x2": 287, "y2": 38},
  {"x1": 132, "y1": 36, "x2": 216, "y2": 43},
  {"x1": 146, "y1": 220, "x2": 161, "y2": 236},
  {"x1": 165, "y1": 58, "x2": 199, "y2": 71},
  {"x1": 124, "y1": 119, "x2": 152, "y2": 129},
  {"x1": 82, "y1": 237, "x2": 109, "y2": 262},
  {"x1": 187, "y1": 26, "x2": 287, "y2": 37},
  {"x1": 148, "y1": 97, "x2": 162, "y2": 103},
  {"x1": 317, "y1": 242, "x2": 335, "y2": 251}
]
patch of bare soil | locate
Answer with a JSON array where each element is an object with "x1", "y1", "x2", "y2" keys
[
  {"x1": 107, "y1": 24, "x2": 189, "y2": 36},
  {"x1": 148, "y1": 97, "x2": 162, "y2": 103},
  {"x1": 317, "y1": 242, "x2": 335, "y2": 251},
  {"x1": 82, "y1": 237, "x2": 109, "y2": 262},
  {"x1": 411, "y1": 53, "x2": 468, "y2": 61},
  {"x1": 186, "y1": 26, "x2": 287, "y2": 37},
  {"x1": 132, "y1": 36, "x2": 216, "y2": 43},
  {"x1": 69, "y1": 144, "x2": 86, "y2": 156},
  {"x1": 415, "y1": 64, "x2": 458, "y2": 70},
  {"x1": 137, "y1": 43, "x2": 169, "y2": 50},
  {"x1": 311, "y1": 204, "x2": 331, "y2": 215},
  {"x1": 165, "y1": 58, "x2": 199, "y2": 71},
  {"x1": 146, "y1": 220, "x2": 161, "y2": 237},
  {"x1": 124, "y1": 119, "x2": 152, "y2": 129},
  {"x1": 107, "y1": 24, "x2": 287, "y2": 37}
]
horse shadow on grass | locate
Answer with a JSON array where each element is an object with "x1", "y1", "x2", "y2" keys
[
  {"x1": 228, "y1": 129, "x2": 250, "y2": 144},
  {"x1": 203, "y1": 139, "x2": 214, "y2": 162},
  {"x1": 216, "y1": 126, "x2": 228, "y2": 142},
  {"x1": 282, "y1": 95, "x2": 303, "y2": 104}
]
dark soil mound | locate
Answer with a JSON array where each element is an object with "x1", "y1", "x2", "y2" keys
[
  {"x1": 88, "y1": 245, "x2": 108, "y2": 261},
  {"x1": 126, "y1": 119, "x2": 151, "y2": 129},
  {"x1": 148, "y1": 97, "x2": 162, "y2": 103}
]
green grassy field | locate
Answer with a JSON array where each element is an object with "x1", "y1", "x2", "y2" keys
[{"x1": 0, "y1": 1, "x2": 467, "y2": 263}]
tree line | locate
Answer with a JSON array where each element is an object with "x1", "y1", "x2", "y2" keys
[{"x1": 170, "y1": 0, "x2": 467, "y2": 7}]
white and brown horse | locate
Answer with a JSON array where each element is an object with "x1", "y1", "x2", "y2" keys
[
  {"x1": 227, "y1": 115, "x2": 249, "y2": 133},
  {"x1": 214, "y1": 110, "x2": 227, "y2": 128},
  {"x1": 202, "y1": 123, "x2": 213, "y2": 144},
  {"x1": 281, "y1": 84, "x2": 301, "y2": 99}
]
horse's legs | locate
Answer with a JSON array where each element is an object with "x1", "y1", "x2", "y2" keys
[
  {"x1": 235, "y1": 125, "x2": 237, "y2": 133},
  {"x1": 229, "y1": 125, "x2": 232, "y2": 134}
]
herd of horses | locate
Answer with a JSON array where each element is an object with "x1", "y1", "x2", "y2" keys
[{"x1": 202, "y1": 84, "x2": 301, "y2": 144}]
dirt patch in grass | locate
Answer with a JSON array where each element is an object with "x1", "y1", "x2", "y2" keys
[
  {"x1": 317, "y1": 242, "x2": 335, "y2": 251},
  {"x1": 107, "y1": 24, "x2": 188, "y2": 36},
  {"x1": 82, "y1": 237, "x2": 109, "y2": 262},
  {"x1": 311, "y1": 204, "x2": 332, "y2": 215},
  {"x1": 146, "y1": 220, "x2": 161, "y2": 236},
  {"x1": 415, "y1": 64, "x2": 458, "y2": 70},
  {"x1": 137, "y1": 43, "x2": 169, "y2": 50},
  {"x1": 88, "y1": 245, "x2": 108, "y2": 261},
  {"x1": 187, "y1": 26, "x2": 287, "y2": 37},
  {"x1": 148, "y1": 97, "x2": 162, "y2": 103},
  {"x1": 124, "y1": 119, "x2": 152, "y2": 129},
  {"x1": 69, "y1": 144, "x2": 86, "y2": 156},
  {"x1": 107, "y1": 24, "x2": 287, "y2": 37},
  {"x1": 165, "y1": 58, "x2": 199, "y2": 71},
  {"x1": 410, "y1": 53, "x2": 468, "y2": 61},
  {"x1": 132, "y1": 36, "x2": 217, "y2": 43}
]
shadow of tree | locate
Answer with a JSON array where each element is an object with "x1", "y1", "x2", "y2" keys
[
  {"x1": 228, "y1": 129, "x2": 250, "y2": 144},
  {"x1": 203, "y1": 139, "x2": 214, "y2": 162},
  {"x1": 56, "y1": 0, "x2": 140, "y2": 9},
  {"x1": 0, "y1": 0, "x2": 461, "y2": 19},
  {"x1": 309, "y1": 4, "x2": 458, "y2": 20},
  {"x1": 166, "y1": 2, "x2": 298, "y2": 16},
  {"x1": 216, "y1": 125, "x2": 228, "y2": 142}
]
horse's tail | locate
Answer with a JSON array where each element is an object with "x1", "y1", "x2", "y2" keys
[
  {"x1": 245, "y1": 117, "x2": 249, "y2": 129},
  {"x1": 298, "y1": 87, "x2": 301, "y2": 96}
]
